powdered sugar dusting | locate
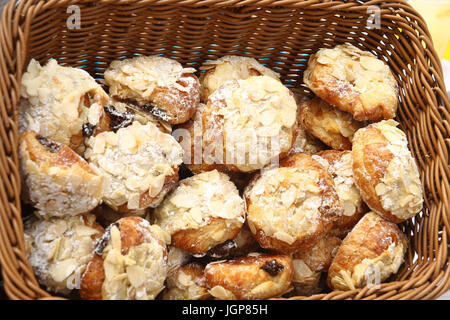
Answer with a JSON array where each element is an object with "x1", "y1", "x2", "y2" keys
[
  {"x1": 19, "y1": 59, "x2": 109, "y2": 153},
  {"x1": 154, "y1": 170, "x2": 245, "y2": 235},
  {"x1": 85, "y1": 121, "x2": 183, "y2": 211},
  {"x1": 24, "y1": 214, "x2": 101, "y2": 294}
]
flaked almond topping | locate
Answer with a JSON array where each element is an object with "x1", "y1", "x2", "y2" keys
[
  {"x1": 204, "y1": 76, "x2": 297, "y2": 171},
  {"x1": 370, "y1": 121, "x2": 423, "y2": 219},
  {"x1": 126, "y1": 265, "x2": 147, "y2": 288},
  {"x1": 305, "y1": 44, "x2": 398, "y2": 120},
  {"x1": 154, "y1": 170, "x2": 245, "y2": 235},
  {"x1": 105, "y1": 56, "x2": 196, "y2": 104},
  {"x1": 209, "y1": 285, "x2": 236, "y2": 300},
  {"x1": 85, "y1": 121, "x2": 183, "y2": 210},
  {"x1": 49, "y1": 258, "x2": 77, "y2": 282},
  {"x1": 24, "y1": 214, "x2": 102, "y2": 293},
  {"x1": 19, "y1": 59, "x2": 109, "y2": 153},
  {"x1": 292, "y1": 259, "x2": 314, "y2": 279}
]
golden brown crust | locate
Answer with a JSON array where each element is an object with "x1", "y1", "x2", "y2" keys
[
  {"x1": 148, "y1": 73, "x2": 200, "y2": 124},
  {"x1": 303, "y1": 44, "x2": 398, "y2": 122},
  {"x1": 314, "y1": 150, "x2": 368, "y2": 237},
  {"x1": 176, "y1": 103, "x2": 253, "y2": 190},
  {"x1": 299, "y1": 97, "x2": 364, "y2": 150},
  {"x1": 80, "y1": 254, "x2": 105, "y2": 300},
  {"x1": 205, "y1": 254, "x2": 293, "y2": 300},
  {"x1": 80, "y1": 217, "x2": 168, "y2": 300},
  {"x1": 201, "y1": 76, "x2": 298, "y2": 172},
  {"x1": 351, "y1": 120, "x2": 423, "y2": 223},
  {"x1": 162, "y1": 263, "x2": 210, "y2": 300},
  {"x1": 154, "y1": 170, "x2": 246, "y2": 254},
  {"x1": 172, "y1": 217, "x2": 242, "y2": 255},
  {"x1": 289, "y1": 234, "x2": 340, "y2": 296},
  {"x1": 206, "y1": 225, "x2": 260, "y2": 259},
  {"x1": 293, "y1": 235, "x2": 341, "y2": 273},
  {"x1": 19, "y1": 59, "x2": 110, "y2": 154},
  {"x1": 289, "y1": 92, "x2": 327, "y2": 156},
  {"x1": 199, "y1": 55, "x2": 280, "y2": 102},
  {"x1": 115, "y1": 169, "x2": 179, "y2": 214},
  {"x1": 19, "y1": 131, "x2": 103, "y2": 218},
  {"x1": 352, "y1": 128, "x2": 392, "y2": 218},
  {"x1": 327, "y1": 212, "x2": 407, "y2": 291},
  {"x1": 244, "y1": 153, "x2": 342, "y2": 254},
  {"x1": 251, "y1": 226, "x2": 327, "y2": 255},
  {"x1": 104, "y1": 56, "x2": 200, "y2": 124},
  {"x1": 81, "y1": 216, "x2": 153, "y2": 300},
  {"x1": 84, "y1": 121, "x2": 183, "y2": 212},
  {"x1": 21, "y1": 132, "x2": 91, "y2": 171},
  {"x1": 176, "y1": 103, "x2": 220, "y2": 172},
  {"x1": 95, "y1": 100, "x2": 172, "y2": 136}
]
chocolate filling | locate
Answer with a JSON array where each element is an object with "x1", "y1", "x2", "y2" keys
[
  {"x1": 36, "y1": 135, "x2": 61, "y2": 152},
  {"x1": 82, "y1": 123, "x2": 96, "y2": 137},
  {"x1": 123, "y1": 98, "x2": 172, "y2": 122},
  {"x1": 94, "y1": 222, "x2": 120, "y2": 255},
  {"x1": 261, "y1": 259, "x2": 284, "y2": 277},
  {"x1": 104, "y1": 105, "x2": 134, "y2": 132},
  {"x1": 206, "y1": 240, "x2": 237, "y2": 259}
]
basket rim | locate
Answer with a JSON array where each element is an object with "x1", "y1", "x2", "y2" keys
[{"x1": 0, "y1": 0, "x2": 449, "y2": 300}]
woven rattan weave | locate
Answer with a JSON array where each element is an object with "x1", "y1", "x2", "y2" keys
[{"x1": 0, "y1": 0, "x2": 448, "y2": 300}]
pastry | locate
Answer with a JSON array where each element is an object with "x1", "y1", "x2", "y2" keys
[
  {"x1": 304, "y1": 44, "x2": 398, "y2": 121},
  {"x1": 19, "y1": 59, "x2": 110, "y2": 154},
  {"x1": 80, "y1": 216, "x2": 169, "y2": 300},
  {"x1": 19, "y1": 131, "x2": 103, "y2": 218},
  {"x1": 352, "y1": 120, "x2": 423, "y2": 223},
  {"x1": 104, "y1": 55, "x2": 200, "y2": 124},
  {"x1": 299, "y1": 96, "x2": 364, "y2": 150},
  {"x1": 244, "y1": 153, "x2": 342, "y2": 253},
  {"x1": 288, "y1": 125, "x2": 326, "y2": 156},
  {"x1": 94, "y1": 99, "x2": 172, "y2": 136},
  {"x1": 293, "y1": 234, "x2": 342, "y2": 273},
  {"x1": 84, "y1": 121, "x2": 183, "y2": 212},
  {"x1": 205, "y1": 253, "x2": 293, "y2": 300},
  {"x1": 24, "y1": 214, "x2": 103, "y2": 294},
  {"x1": 291, "y1": 235, "x2": 341, "y2": 296},
  {"x1": 328, "y1": 212, "x2": 407, "y2": 291},
  {"x1": 154, "y1": 170, "x2": 246, "y2": 255},
  {"x1": 175, "y1": 102, "x2": 252, "y2": 189},
  {"x1": 162, "y1": 263, "x2": 210, "y2": 300},
  {"x1": 313, "y1": 150, "x2": 367, "y2": 236},
  {"x1": 201, "y1": 76, "x2": 298, "y2": 172},
  {"x1": 199, "y1": 55, "x2": 280, "y2": 102},
  {"x1": 205, "y1": 226, "x2": 260, "y2": 259}
]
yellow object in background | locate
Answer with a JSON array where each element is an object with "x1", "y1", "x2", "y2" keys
[
  {"x1": 409, "y1": 0, "x2": 450, "y2": 59},
  {"x1": 445, "y1": 41, "x2": 450, "y2": 60}
]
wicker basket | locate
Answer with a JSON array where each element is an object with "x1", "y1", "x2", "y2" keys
[{"x1": 0, "y1": 0, "x2": 449, "y2": 300}]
